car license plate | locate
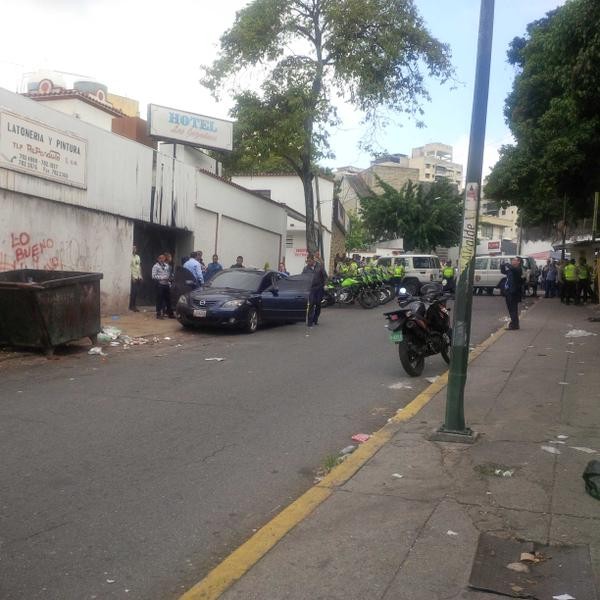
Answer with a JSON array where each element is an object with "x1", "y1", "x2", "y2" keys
[
  {"x1": 389, "y1": 330, "x2": 403, "y2": 343},
  {"x1": 193, "y1": 309, "x2": 207, "y2": 318}
]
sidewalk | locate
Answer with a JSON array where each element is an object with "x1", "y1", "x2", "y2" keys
[
  {"x1": 0, "y1": 306, "x2": 187, "y2": 366},
  {"x1": 188, "y1": 298, "x2": 600, "y2": 600},
  {"x1": 101, "y1": 306, "x2": 185, "y2": 339}
]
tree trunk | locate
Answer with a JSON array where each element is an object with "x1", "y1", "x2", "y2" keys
[{"x1": 301, "y1": 170, "x2": 318, "y2": 253}]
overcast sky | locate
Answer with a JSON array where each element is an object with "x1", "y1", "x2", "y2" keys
[{"x1": 0, "y1": 0, "x2": 564, "y2": 177}]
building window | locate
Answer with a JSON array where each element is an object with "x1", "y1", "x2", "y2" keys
[
  {"x1": 480, "y1": 224, "x2": 493, "y2": 238},
  {"x1": 285, "y1": 236, "x2": 294, "y2": 248},
  {"x1": 425, "y1": 173, "x2": 430, "y2": 178}
]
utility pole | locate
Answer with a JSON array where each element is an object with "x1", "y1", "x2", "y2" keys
[{"x1": 432, "y1": 0, "x2": 495, "y2": 443}]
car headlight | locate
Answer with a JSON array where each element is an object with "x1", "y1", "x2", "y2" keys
[
  {"x1": 178, "y1": 295, "x2": 188, "y2": 305},
  {"x1": 222, "y1": 299, "x2": 245, "y2": 308}
]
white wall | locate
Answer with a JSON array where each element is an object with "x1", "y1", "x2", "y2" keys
[
  {"x1": 232, "y1": 174, "x2": 334, "y2": 269},
  {"x1": 158, "y1": 143, "x2": 217, "y2": 174},
  {"x1": 33, "y1": 97, "x2": 115, "y2": 131},
  {"x1": 232, "y1": 174, "x2": 335, "y2": 230},
  {"x1": 0, "y1": 88, "x2": 154, "y2": 223},
  {"x1": 0, "y1": 189, "x2": 132, "y2": 313}
]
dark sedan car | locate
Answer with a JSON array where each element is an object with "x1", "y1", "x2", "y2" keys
[{"x1": 176, "y1": 268, "x2": 311, "y2": 333}]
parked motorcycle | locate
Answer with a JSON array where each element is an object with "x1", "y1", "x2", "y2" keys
[
  {"x1": 321, "y1": 273, "x2": 380, "y2": 308},
  {"x1": 383, "y1": 282, "x2": 452, "y2": 376}
]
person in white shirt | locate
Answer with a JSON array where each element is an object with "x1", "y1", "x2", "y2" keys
[
  {"x1": 151, "y1": 254, "x2": 174, "y2": 319},
  {"x1": 129, "y1": 245, "x2": 142, "y2": 312}
]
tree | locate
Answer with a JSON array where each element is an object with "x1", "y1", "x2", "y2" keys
[
  {"x1": 485, "y1": 0, "x2": 600, "y2": 227},
  {"x1": 345, "y1": 211, "x2": 370, "y2": 252},
  {"x1": 360, "y1": 179, "x2": 462, "y2": 252},
  {"x1": 202, "y1": 0, "x2": 453, "y2": 253}
]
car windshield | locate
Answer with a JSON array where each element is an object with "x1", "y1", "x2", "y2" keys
[{"x1": 207, "y1": 270, "x2": 264, "y2": 291}]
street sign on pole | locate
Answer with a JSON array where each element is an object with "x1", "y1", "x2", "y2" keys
[{"x1": 431, "y1": 0, "x2": 495, "y2": 443}]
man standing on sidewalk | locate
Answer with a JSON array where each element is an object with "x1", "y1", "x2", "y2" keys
[
  {"x1": 501, "y1": 257, "x2": 523, "y2": 330},
  {"x1": 129, "y1": 245, "x2": 142, "y2": 312},
  {"x1": 303, "y1": 254, "x2": 327, "y2": 327},
  {"x1": 152, "y1": 254, "x2": 174, "y2": 319},
  {"x1": 183, "y1": 252, "x2": 204, "y2": 289}
]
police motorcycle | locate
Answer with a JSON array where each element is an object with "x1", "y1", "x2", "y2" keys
[
  {"x1": 383, "y1": 281, "x2": 452, "y2": 376},
  {"x1": 321, "y1": 272, "x2": 380, "y2": 308}
]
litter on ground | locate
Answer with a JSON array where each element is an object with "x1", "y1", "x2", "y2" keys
[
  {"x1": 565, "y1": 329, "x2": 597, "y2": 338},
  {"x1": 558, "y1": 382, "x2": 569, "y2": 385},
  {"x1": 88, "y1": 347, "x2": 107, "y2": 356},
  {"x1": 392, "y1": 473, "x2": 403, "y2": 479},
  {"x1": 507, "y1": 562, "x2": 529, "y2": 573},
  {"x1": 388, "y1": 381, "x2": 413, "y2": 390},
  {"x1": 570, "y1": 447, "x2": 597, "y2": 454},
  {"x1": 541, "y1": 445, "x2": 561, "y2": 455},
  {"x1": 553, "y1": 595, "x2": 576, "y2": 600},
  {"x1": 340, "y1": 445, "x2": 356, "y2": 455},
  {"x1": 425, "y1": 376, "x2": 438, "y2": 384},
  {"x1": 557, "y1": 434, "x2": 569, "y2": 439},
  {"x1": 447, "y1": 530, "x2": 458, "y2": 536},
  {"x1": 205, "y1": 357, "x2": 225, "y2": 362},
  {"x1": 351, "y1": 433, "x2": 370, "y2": 443}
]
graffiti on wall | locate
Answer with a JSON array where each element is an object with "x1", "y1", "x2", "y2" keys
[
  {"x1": 0, "y1": 230, "x2": 102, "y2": 273},
  {"x1": 0, "y1": 231, "x2": 63, "y2": 271}
]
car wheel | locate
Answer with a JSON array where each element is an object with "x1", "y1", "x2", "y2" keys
[{"x1": 244, "y1": 308, "x2": 259, "y2": 333}]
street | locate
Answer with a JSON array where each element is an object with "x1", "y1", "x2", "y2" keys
[{"x1": 0, "y1": 296, "x2": 511, "y2": 600}]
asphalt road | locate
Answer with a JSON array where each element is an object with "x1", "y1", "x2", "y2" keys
[{"x1": 0, "y1": 295, "x2": 513, "y2": 600}]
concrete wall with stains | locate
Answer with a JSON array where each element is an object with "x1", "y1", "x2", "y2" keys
[{"x1": 0, "y1": 189, "x2": 132, "y2": 313}]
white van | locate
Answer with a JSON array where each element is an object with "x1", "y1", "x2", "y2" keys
[
  {"x1": 473, "y1": 255, "x2": 537, "y2": 295},
  {"x1": 376, "y1": 254, "x2": 443, "y2": 294}
]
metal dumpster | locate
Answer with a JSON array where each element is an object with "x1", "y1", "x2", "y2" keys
[{"x1": 0, "y1": 269, "x2": 103, "y2": 355}]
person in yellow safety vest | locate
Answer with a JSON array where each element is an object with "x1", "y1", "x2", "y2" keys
[
  {"x1": 348, "y1": 260, "x2": 359, "y2": 276},
  {"x1": 393, "y1": 262, "x2": 405, "y2": 295},
  {"x1": 561, "y1": 258, "x2": 578, "y2": 305},
  {"x1": 577, "y1": 257, "x2": 592, "y2": 304},
  {"x1": 442, "y1": 260, "x2": 455, "y2": 293}
]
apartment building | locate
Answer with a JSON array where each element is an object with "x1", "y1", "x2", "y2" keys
[{"x1": 409, "y1": 143, "x2": 463, "y2": 188}]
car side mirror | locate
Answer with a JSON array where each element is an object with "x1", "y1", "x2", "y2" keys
[{"x1": 270, "y1": 287, "x2": 279, "y2": 296}]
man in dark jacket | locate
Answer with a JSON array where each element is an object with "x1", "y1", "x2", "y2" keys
[
  {"x1": 302, "y1": 254, "x2": 328, "y2": 326},
  {"x1": 501, "y1": 257, "x2": 523, "y2": 330}
]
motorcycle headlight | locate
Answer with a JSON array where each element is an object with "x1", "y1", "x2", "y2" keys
[
  {"x1": 178, "y1": 295, "x2": 188, "y2": 305},
  {"x1": 222, "y1": 299, "x2": 245, "y2": 308}
]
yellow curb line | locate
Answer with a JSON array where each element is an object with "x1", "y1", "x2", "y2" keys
[{"x1": 178, "y1": 323, "x2": 508, "y2": 600}]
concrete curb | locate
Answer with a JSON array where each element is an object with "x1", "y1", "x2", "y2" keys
[{"x1": 178, "y1": 308, "x2": 526, "y2": 600}]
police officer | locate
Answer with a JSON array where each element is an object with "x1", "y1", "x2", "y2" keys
[
  {"x1": 393, "y1": 261, "x2": 405, "y2": 296},
  {"x1": 442, "y1": 260, "x2": 455, "y2": 293},
  {"x1": 562, "y1": 258, "x2": 578, "y2": 305},
  {"x1": 577, "y1": 257, "x2": 591, "y2": 304}
]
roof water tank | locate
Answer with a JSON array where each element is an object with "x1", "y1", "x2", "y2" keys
[
  {"x1": 26, "y1": 70, "x2": 66, "y2": 93},
  {"x1": 74, "y1": 81, "x2": 108, "y2": 102}
]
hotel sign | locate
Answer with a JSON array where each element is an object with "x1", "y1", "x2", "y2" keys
[
  {"x1": 0, "y1": 111, "x2": 87, "y2": 188},
  {"x1": 148, "y1": 104, "x2": 233, "y2": 152}
]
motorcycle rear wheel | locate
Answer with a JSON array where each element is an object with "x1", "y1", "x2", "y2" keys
[{"x1": 398, "y1": 341, "x2": 425, "y2": 376}]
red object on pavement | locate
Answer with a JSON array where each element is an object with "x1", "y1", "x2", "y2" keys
[{"x1": 351, "y1": 433, "x2": 371, "y2": 443}]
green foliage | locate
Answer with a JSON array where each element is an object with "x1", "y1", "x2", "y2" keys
[
  {"x1": 485, "y1": 0, "x2": 600, "y2": 226},
  {"x1": 203, "y1": 0, "x2": 453, "y2": 251},
  {"x1": 360, "y1": 179, "x2": 462, "y2": 252},
  {"x1": 345, "y1": 211, "x2": 370, "y2": 252}
]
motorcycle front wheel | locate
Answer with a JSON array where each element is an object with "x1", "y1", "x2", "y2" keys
[
  {"x1": 398, "y1": 341, "x2": 425, "y2": 376},
  {"x1": 441, "y1": 342, "x2": 451, "y2": 364},
  {"x1": 358, "y1": 290, "x2": 378, "y2": 309}
]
